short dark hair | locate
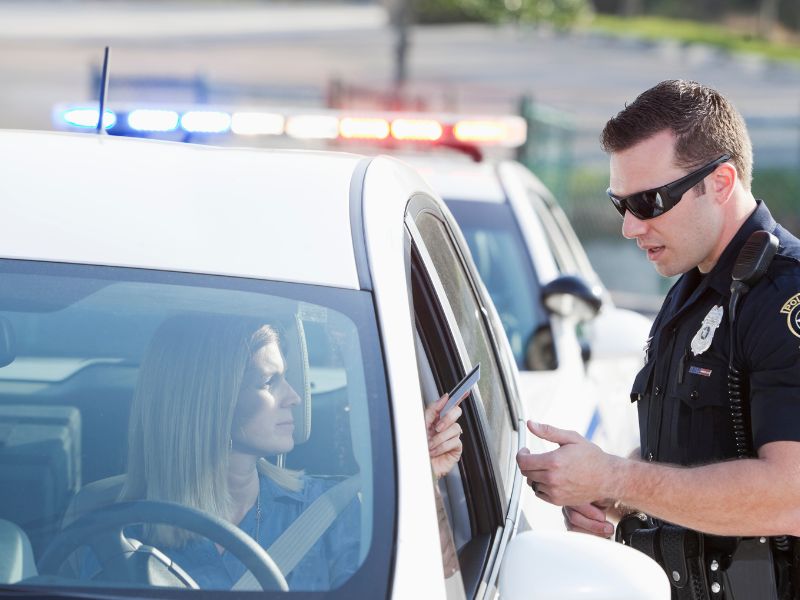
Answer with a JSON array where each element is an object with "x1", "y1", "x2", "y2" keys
[{"x1": 601, "y1": 80, "x2": 753, "y2": 191}]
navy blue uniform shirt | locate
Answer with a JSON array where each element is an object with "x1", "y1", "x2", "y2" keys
[{"x1": 631, "y1": 200, "x2": 800, "y2": 465}]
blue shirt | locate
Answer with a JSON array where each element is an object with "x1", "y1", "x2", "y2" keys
[{"x1": 81, "y1": 474, "x2": 361, "y2": 591}]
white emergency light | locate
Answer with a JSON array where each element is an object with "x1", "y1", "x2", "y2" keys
[
  {"x1": 231, "y1": 112, "x2": 285, "y2": 136},
  {"x1": 180, "y1": 111, "x2": 231, "y2": 134},
  {"x1": 127, "y1": 109, "x2": 180, "y2": 133}
]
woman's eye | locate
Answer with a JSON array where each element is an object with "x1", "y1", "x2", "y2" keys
[{"x1": 259, "y1": 376, "x2": 274, "y2": 389}]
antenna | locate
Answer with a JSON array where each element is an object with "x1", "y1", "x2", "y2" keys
[{"x1": 96, "y1": 46, "x2": 111, "y2": 134}]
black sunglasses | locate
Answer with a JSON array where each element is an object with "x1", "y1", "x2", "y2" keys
[{"x1": 607, "y1": 154, "x2": 731, "y2": 220}]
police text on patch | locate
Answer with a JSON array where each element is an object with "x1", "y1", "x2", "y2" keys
[{"x1": 779, "y1": 292, "x2": 800, "y2": 339}]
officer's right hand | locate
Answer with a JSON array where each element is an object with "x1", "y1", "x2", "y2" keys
[{"x1": 562, "y1": 502, "x2": 615, "y2": 538}]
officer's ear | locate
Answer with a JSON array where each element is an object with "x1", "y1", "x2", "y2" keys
[{"x1": 711, "y1": 161, "x2": 737, "y2": 206}]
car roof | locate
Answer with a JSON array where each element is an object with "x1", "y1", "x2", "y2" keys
[
  {"x1": 0, "y1": 130, "x2": 371, "y2": 289},
  {"x1": 396, "y1": 154, "x2": 507, "y2": 204}
]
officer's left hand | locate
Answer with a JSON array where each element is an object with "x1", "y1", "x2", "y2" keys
[{"x1": 517, "y1": 420, "x2": 618, "y2": 507}]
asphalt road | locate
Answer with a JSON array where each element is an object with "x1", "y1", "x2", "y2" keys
[
  {"x1": 1, "y1": 2, "x2": 799, "y2": 168},
  {"x1": 2, "y1": 1, "x2": 797, "y2": 301}
]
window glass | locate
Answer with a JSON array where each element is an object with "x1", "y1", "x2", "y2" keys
[
  {"x1": 0, "y1": 260, "x2": 392, "y2": 596},
  {"x1": 412, "y1": 325, "x2": 468, "y2": 597},
  {"x1": 446, "y1": 200, "x2": 546, "y2": 368},
  {"x1": 523, "y1": 185, "x2": 597, "y2": 280},
  {"x1": 414, "y1": 213, "x2": 514, "y2": 494}
]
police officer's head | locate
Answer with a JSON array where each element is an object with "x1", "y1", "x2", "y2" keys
[
  {"x1": 601, "y1": 81, "x2": 754, "y2": 278},
  {"x1": 601, "y1": 80, "x2": 752, "y2": 193}
]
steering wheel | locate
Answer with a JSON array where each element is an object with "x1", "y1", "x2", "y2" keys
[{"x1": 38, "y1": 500, "x2": 288, "y2": 591}]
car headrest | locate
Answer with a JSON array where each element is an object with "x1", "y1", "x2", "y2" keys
[
  {"x1": 282, "y1": 313, "x2": 312, "y2": 446},
  {"x1": 61, "y1": 474, "x2": 126, "y2": 531},
  {"x1": 0, "y1": 317, "x2": 16, "y2": 368}
]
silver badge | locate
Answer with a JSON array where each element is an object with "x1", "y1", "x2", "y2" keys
[{"x1": 691, "y1": 305, "x2": 724, "y2": 356}]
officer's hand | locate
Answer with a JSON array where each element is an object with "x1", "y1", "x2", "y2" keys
[
  {"x1": 517, "y1": 421, "x2": 619, "y2": 507},
  {"x1": 562, "y1": 503, "x2": 615, "y2": 538}
]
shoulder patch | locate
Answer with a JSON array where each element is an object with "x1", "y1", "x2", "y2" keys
[{"x1": 779, "y1": 292, "x2": 800, "y2": 339}]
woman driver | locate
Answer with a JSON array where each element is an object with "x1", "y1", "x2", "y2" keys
[{"x1": 118, "y1": 313, "x2": 463, "y2": 590}]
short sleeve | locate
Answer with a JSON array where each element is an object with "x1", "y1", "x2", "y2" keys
[{"x1": 740, "y1": 269, "x2": 800, "y2": 450}]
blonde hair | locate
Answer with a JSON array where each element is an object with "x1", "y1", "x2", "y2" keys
[{"x1": 121, "y1": 313, "x2": 301, "y2": 546}]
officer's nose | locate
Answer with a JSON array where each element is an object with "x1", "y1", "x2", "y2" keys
[{"x1": 621, "y1": 209, "x2": 648, "y2": 240}]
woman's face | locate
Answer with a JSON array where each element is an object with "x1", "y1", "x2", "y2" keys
[{"x1": 233, "y1": 341, "x2": 300, "y2": 456}]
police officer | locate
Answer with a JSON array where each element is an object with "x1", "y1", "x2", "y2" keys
[{"x1": 516, "y1": 80, "x2": 800, "y2": 598}]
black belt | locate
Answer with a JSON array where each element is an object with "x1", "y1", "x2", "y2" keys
[{"x1": 616, "y1": 514, "x2": 793, "y2": 599}]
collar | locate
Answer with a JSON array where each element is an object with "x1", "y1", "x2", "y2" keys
[
  {"x1": 660, "y1": 200, "x2": 776, "y2": 323},
  {"x1": 259, "y1": 470, "x2": 308, "y2": 503},
  {"x1": 703, "y1": 199, "x2": 777, "y2": 297}
]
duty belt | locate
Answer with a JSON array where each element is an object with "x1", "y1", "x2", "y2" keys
[{"x1": 616, "y1": 513, "x2": 795, "y2": 600}]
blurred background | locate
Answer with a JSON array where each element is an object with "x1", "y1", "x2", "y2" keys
[{"x1": 2, "y1": 0, "x2": 798, "y2": 310}]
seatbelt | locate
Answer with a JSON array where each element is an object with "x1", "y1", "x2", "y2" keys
[{"x1": 232, "y1": 475, "x2": 360, "y2": 590}]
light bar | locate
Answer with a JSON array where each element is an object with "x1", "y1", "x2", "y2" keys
[
  {"x1": 231, "y1": 112, "x2": 285, "y2": 136},
  {"x1": 453, "y1": 117, "x2": 527, "y2": 147},
  {"x1": 180, "y1": 111, "x2": 231, "y2": 134},
  {"x1": 62, "y1": 108, "x2": 117, "y2": 129},
  {"x1": 285, "y1": 115, "x2": 339, "y2": 140},
  {"x1": 391, "y1": 119, "x2": 443, "y2": 142},
  {"x1": 339, "y1": 117, "x2": 390, "y2": 140},
  {"x1": 127, "y1": 109, "x2": 179, "y2": 133},
  {"x1": 53, "y1": 102, "x2": 530, "y2": 150}
]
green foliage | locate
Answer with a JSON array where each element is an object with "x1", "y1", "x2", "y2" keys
[
  {"x1": 752, "y1": 167, "x2": 800, "y2": 234},
  {"x1": 413, "y1": 0, "x2": 593, "y2": 27},
  {"x1": 412, "y1": 0, "x2": 487, "y2": 24},
  {"x1": 594, "y1": 0, "x2": 800, "y2": 34},
  {"x1": 588, "y1": 14, "x2": 800, "y2": 62}
]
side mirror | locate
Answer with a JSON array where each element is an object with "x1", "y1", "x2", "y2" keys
[
  {"x1": 524, "y1": 325, "x2": 558, "y2": 371},
  {"x1": 499, "y1": 530, "x2": 671, "y2": 600},
  {"x1": 586, "y1": 306, "x2": 653, "y2": 360},
  {"x1": 541, "y1": 275, "x2": 603, "y2": 322}
]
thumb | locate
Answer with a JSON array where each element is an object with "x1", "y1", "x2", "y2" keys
[
  {"x1": 433, "y1": 393, "x2": 449, "y2": 412},
  {"x1": 527, "y1": 420, "x2": 583, "y2": 446},
  {"x1": 426, "y1": 394, "x2": 449, "y2": 427}
]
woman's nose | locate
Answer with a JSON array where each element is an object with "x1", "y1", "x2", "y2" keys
[{"x1": 280, "y1": 380, "x2": 302, "y2": 407}]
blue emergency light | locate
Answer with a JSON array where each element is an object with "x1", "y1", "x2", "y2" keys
[{"x1": 61, "y1": 108, "x2": 117, "y2": 130}]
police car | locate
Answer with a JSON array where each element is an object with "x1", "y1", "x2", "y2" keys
[
  {"x1": 53, "y1": 102, "x2": 650, "y2": 460},
  {"x1": 403, "y1": 154, "x2": 653, "y2": 458},
  {"x1": 0, "y1": 130, "x2": 668, "y2": 598}
]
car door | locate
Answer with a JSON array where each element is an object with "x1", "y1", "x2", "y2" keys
[
  {"x1": 405, "y1": 193, "x2": 526, "y2": 599},
  {"x1": 504, "y1": 161, "x2": 649, "y2": 455}
]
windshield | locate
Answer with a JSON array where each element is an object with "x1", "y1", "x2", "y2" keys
[
  {"x1": 0, "y1": 260, "x2": 392, "y2": 597},
  {"x1": 446, "y1": 200, "x2": 546, "y2": 368}
]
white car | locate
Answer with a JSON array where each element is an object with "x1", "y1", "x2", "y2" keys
[
  {"x1": 0, "y1": 130, "x2": 668, "y2": 599},
  {"x1": 404, "y1": 155, "x2": 652, "y2": 460}
]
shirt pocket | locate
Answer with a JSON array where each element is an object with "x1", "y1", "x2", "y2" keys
[
  {"x1": 669, "y1": 358, "x2": 731, "y2": 463},
  {"x1": 630, "y1": 359, "x2": 655, "y2": 453}
]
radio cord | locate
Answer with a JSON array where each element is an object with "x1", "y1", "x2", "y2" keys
[{"x1": 729, "y1": 282, "x2": 791, "y2": 555}]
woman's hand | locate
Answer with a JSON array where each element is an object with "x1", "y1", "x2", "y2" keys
[{"x1": 426, "y1": 394, "x2": 464, "y2": 480}]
